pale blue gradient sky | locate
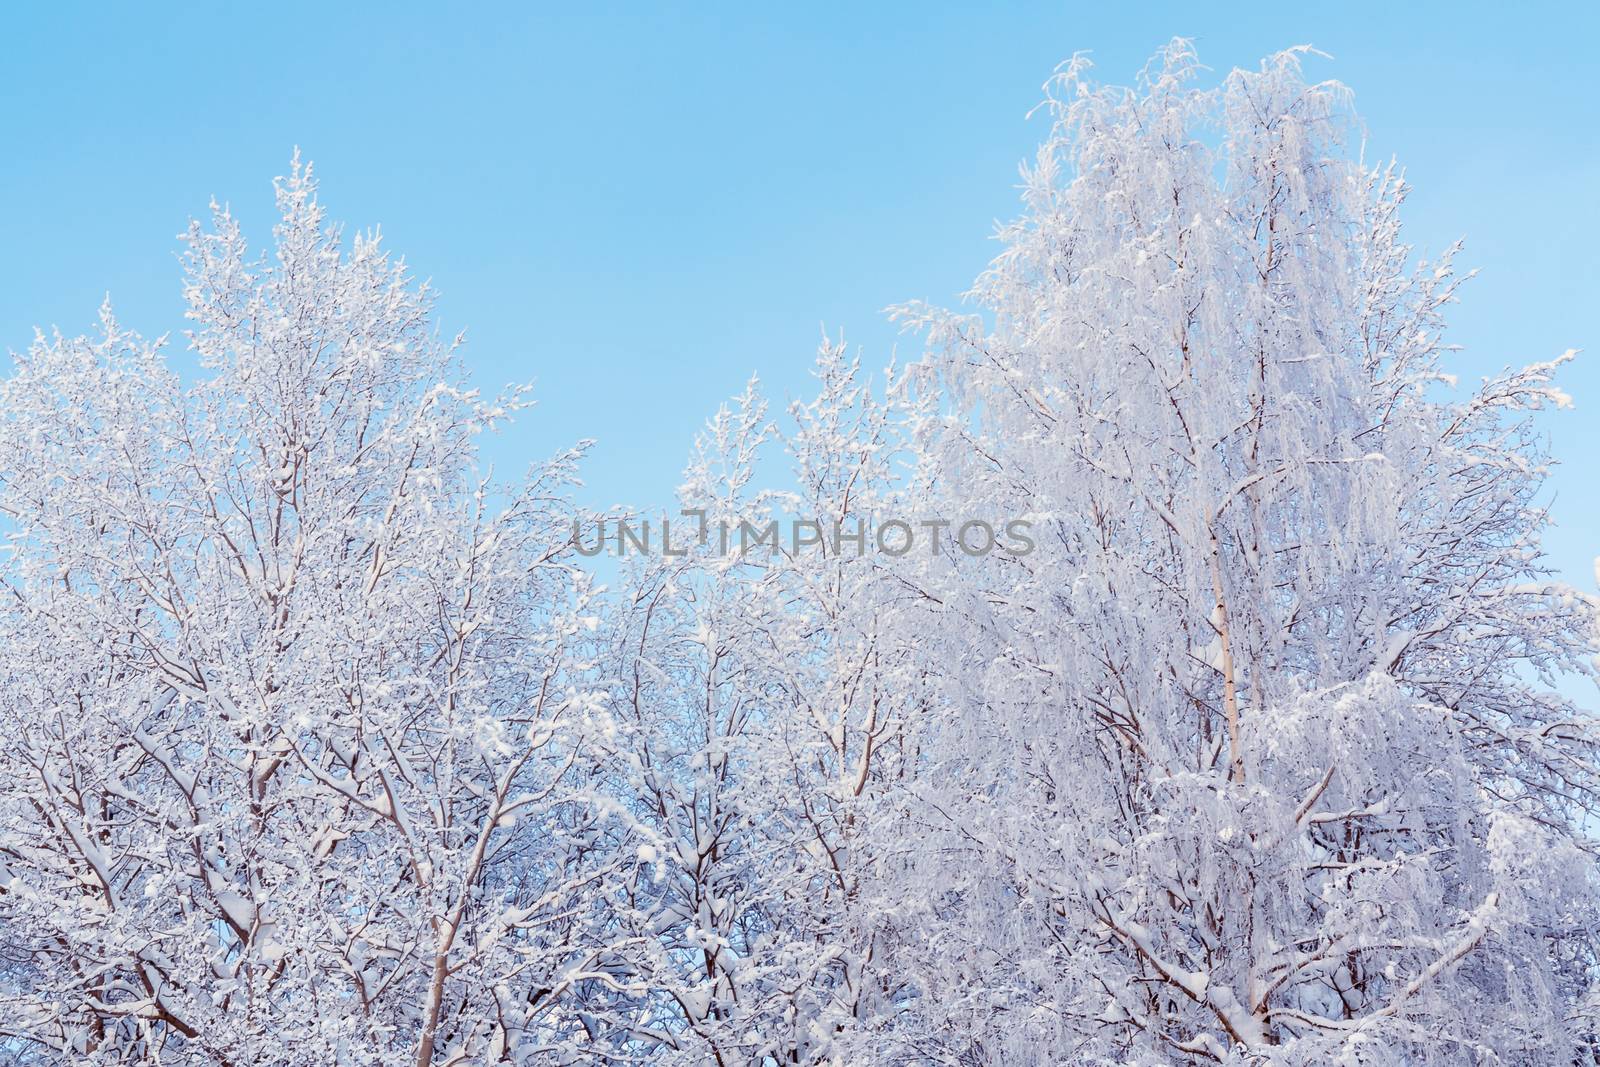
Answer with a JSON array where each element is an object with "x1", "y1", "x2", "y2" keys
[{"x1": 2, "y1": 3, "x2": 1595, "y2": 601}]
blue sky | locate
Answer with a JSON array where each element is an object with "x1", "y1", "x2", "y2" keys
[{"x1": 3, "y1": 2, "x2": 1595, "y2": 598}]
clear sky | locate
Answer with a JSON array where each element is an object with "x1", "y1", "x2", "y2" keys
[{"x1": 2, "y1": 2, "x2": 1595, "y2": 598}]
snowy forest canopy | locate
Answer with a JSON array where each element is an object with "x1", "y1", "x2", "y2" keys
[{"x1": 1, "y1": 41, "x2": 1597, "y2": 1067}]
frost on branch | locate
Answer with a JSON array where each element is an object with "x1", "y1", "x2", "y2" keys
[
  {"x1": 0, "y1": 158, "x2": 626, "y2": 1066},
  {"x1": 2, "y1": 40, "x2": 1598, "y2": 1067},
  {"x1": 874, "y1": 39, "x2": 1600, "y2": 1066}
]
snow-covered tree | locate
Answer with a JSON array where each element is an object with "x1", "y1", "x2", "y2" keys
[
  {"x1": 593, "y1": 347, "x2": 931, "y2": 1064},
  {"x1": 2, "y1": 39, "x2": 1596, "y2": 1067},
  {"x1": 0, "y1": 160, "x2": 627, "y2": 1065},
  {"x1": 880, "y1": 41, "x2": 1600, "y2": 1064}
]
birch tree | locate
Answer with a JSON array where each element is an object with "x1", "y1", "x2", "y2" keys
[
  {"x1": 597, "y1": 348, "x2": 929, "y2": 1064},
  {"x1": 884, "y1": 41, "x2": 1600, "y2": 1065},
  {"x1": 0, "y1": 160, "x2": 625, "y2": 1065}
]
